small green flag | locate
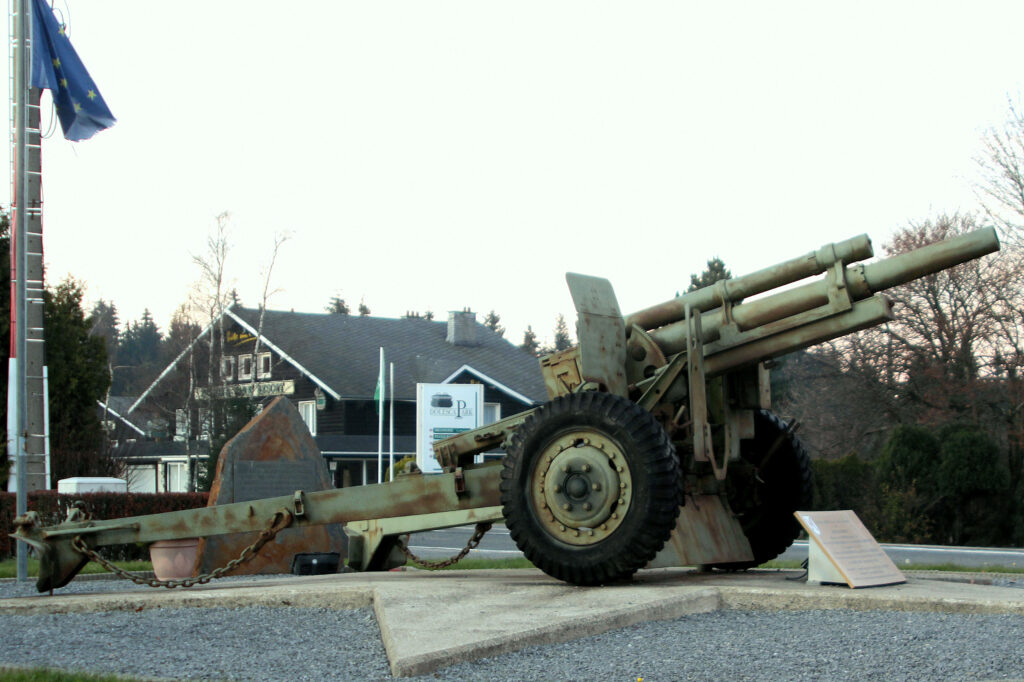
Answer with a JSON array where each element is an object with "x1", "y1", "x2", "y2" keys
[{"x1": 375, "y1": 348, "x2": 385, "y2": 413}]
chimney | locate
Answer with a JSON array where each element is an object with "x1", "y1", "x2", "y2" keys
[{"x1": 446, "y1": 308, "x2": 478, "y2": 346}]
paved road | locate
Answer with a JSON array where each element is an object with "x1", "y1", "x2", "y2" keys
[
  {"x1": 780, "y1": 541, "x2": 1024, "y2": 569},
  {"x1": 409, "y1": 525, "x2": 1024, "y2": 570}
]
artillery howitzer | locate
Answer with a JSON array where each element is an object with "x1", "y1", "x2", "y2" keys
[{"x1": 12, "y1": 227, "x2": 1000, "y2": 591}]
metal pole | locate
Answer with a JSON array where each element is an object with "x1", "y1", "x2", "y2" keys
[
  {"x1": 377, "y1": 347, "x2": 383, "y2": 482},
  {"x1": 11, "y1": 0, "x2": 30, "y2": 582},
  {"x1": 388, "y1": 362, "x2": 394, "y2": 479}
]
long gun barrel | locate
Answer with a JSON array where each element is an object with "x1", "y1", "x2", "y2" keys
[
  {"x1": 625, "y1": 233, "x2": 875, "y2": 330},
  {"x1": 632, "y1": 227, "x2": 999, "y2": 357}
]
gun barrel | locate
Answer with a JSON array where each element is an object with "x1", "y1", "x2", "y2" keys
[
  {"x1": 625, "y1": 233, "x2": 874, "y2": 332},
  {"x1": 646, "y1": 227, "x2": 1000, "y2": 356}
]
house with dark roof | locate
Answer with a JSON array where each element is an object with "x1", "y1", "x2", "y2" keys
[{"x1": 116, "y1": 306, "x2": 547, "y2": 491}]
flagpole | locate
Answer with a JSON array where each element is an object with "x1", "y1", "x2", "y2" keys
[
  {"x1": 11, "y1": 0, "x2": 31, "y2": 583},
  {"x1": 388, "y1": 362, "x2": 394, "y2": 479},
  {"x1": 376, "y1": 347, "x2": 384, "y2": 482}
]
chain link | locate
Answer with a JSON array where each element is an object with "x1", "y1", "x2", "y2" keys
[
  {"x1": 71, "y1": 509, "x2": 293, "y2": 589},
  {"x1": 398, "y1": 522, "x2": 492, "y2": 570}
]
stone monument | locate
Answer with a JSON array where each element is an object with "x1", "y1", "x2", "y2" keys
[{"x1": 194, "y1": 396, "x2": 347, "y2": 575}]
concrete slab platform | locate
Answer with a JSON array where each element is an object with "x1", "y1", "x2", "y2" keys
[{"x1": 3, "y1": 568, "x2": 1023, "y2": 677}]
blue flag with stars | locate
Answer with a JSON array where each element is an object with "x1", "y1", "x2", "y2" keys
[{"x1": 29, "y1": 0, "x2": 115, "y2": 141}]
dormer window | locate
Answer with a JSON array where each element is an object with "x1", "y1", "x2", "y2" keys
[
  {"x1": 238, "y1": 354, "x2": 254, "y2": 381},
  {"x1": 220, "y1": 356, "x2": 236, "y2": 382},
  {"x1": 257, "y1": 352, "x2": 272, "y2": 379}
]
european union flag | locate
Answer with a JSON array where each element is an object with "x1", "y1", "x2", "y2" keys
[{"x1": 29, "y1": 0, "x2": 115, "y2": 141}]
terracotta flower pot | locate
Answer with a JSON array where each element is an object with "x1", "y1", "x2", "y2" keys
[{"x1": 149, "y1": 538, "x2": 199, "y2": 580}]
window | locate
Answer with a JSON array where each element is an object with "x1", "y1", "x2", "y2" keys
[
  {"x1": 175, "y1": 409, "x2": 188, "y2": 440},
  {"x1": 238, "y1": 354, "x2": 254, "y2": 381},
  {"x1": 220, "y1": 356, "x2": 236, "y2": 382},
  {"x1": 484, "y1": 402, "x2": 501, "y2": 425},
  {"x1": 257, "y1": 352, "x2": 272, "y2": 379},
  {"x1": 298, "y1": 400, "x2": 317, "y2": 436},
  {"x1": 165, "y1": 462, "x2": 187, "y2": 493}
]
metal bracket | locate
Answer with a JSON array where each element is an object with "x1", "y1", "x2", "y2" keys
[
  {"x1": 454, "y1": 468, "x2": 467, "y2": 496},
  {"x1": 293, "y1": 490, "x2": 306, "y2": 518},
  {"x1": 637, "y1": 351, "x2": 688, "y2": 412},
  {"x1": 713, "y1": 280, "x2": 741, "y2": 343},
  {"x1": 686, "y1": 306, "x2": 728, "y2": 481},
  {"x1": 825, "y1": 261, "x2": 854, "y2": 312}
]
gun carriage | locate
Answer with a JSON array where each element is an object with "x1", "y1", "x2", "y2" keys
[{"x1": 12, "y1": 227, "x2": 1000, "y2": 591}]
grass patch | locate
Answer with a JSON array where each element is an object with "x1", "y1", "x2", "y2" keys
[
  {"x1": 759, "y1": 559, "x2": 805, "y2": 570},
  {"x1": 432, "y1": 557, "x2": 535, "y2": 571},
  {"x1": 0, "y1": 668, "x2": 146, "y2": 682},
  {"x1": 0, "y1": 559, "x2": 152, "y2": 579}
]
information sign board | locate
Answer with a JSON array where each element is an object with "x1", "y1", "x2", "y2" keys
[
  {"x1": 795, "y1": 510, "x2": 905, "y2": 588},
  {"x1": 416, "y1": 383, "x2": 483, "y2": 473}
]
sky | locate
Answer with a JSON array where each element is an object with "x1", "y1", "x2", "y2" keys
[{"x1": 5, "y1": 1, "x2": 1024, "y2": 347}]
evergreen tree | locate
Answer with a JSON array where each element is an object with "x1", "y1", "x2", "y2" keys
[
  {"x1": 89, "y1": 299, "x2": 120, "y2": 363},
  {"x1": 484, "y1": 310, "x2": 505, "y2": 337},
  {"x1": 326, "y1": 295, "x2": 349, "y2": 315},
  {"x1": 520, "y1": 325, "x2": 539, "y2": 356},
  {"x1": 423, "y1": 310, "x2": 435, "y2": 321},
  {"x1": 687, "y1": 257, "x2": 732, "y2": 292},
  {"x1": 119, "y1": 310, "x2": 162, "y2": 366},
  {"x1": 115, "y1": 309, "x2": 163, "y2": 394},
  {"x1": 358, "y1": 298, "x2": 371, "y2": 316},
  {"x1": 164, "y1": 306, "x2": 202, "y2": 362},
  {"x1": 45, "y1": 277, "x2": 115, "y2": 481},
  {"x1": 553, "y1": 314, "x2": 572, "y2": 351}
]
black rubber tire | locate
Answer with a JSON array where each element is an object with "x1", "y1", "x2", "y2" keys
[
  {"x1": 710, "y1": 409, "x2": 813, "y2": 570},
  {"x1": 500, "y1": 392, "x2": 681, "y2": 586}
]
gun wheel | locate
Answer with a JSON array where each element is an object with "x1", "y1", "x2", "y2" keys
[
  {"x1": 501, "y1": 392, "x2": 681, "y2": 585},
  {"x1": 710, "y1": 409, "x2": 813, "y2": 570}
]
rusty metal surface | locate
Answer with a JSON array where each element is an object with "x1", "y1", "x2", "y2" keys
[
  {"x1": 624, "y1": 325, "x2": 667, "y2": 386},
  {"x1": 196, "y1": 397, "x2": 347, "y2": 576},
  {"x1": 43, "y1": 465, "x2": 505, "y2": 549},
  {"x1": 540, "y1": 348, "x2": 583, "y2": 399},
  {"x1": 566, "y1": 273, "x2": 628, "y2": 396},
  {"x1": 647, "y1": 495, "x2": 754, "y2": 567},
  {"x1": 686, "y1": 307, "x2": 713, "y2": 470},
  {"x1": 433, "y1": 411, "x2": 533, "y2": 469}
]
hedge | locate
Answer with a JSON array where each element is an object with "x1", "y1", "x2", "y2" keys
[{"x1": 1, "y1": 491, "x2": 209, "y2": 560}]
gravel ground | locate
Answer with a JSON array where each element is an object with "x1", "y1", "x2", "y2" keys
[{"x1": 1, "y1": 575, "x2": 1023, "y2": 680}]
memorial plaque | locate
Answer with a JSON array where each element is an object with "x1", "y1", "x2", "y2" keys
[
  {"x1": 194, "y1": 396, "x2": 347, "y2": 576},
  {"x1": 795, "y1": 510, "x2": 905, "y2": 588}
]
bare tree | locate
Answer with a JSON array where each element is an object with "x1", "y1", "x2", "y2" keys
[
  {"x1": 190, "y1": 211, "x2": 233, "y2": 388},
  {"x1": 779, "y1": 213, "x2": 1024, "y2": 456},
  {"x1": 187, "y1": 212, "x2": 233, "y2": 491},
  {"x1": 976, "y1": 100, "x2": 1024, "y2": 247},
  {"x1": 251, "y1": 232, "x2": 290, "y2": 387}
]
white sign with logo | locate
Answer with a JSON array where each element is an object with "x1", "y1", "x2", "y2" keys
[{"x1": 416, "y1": 383, "x2": 484, "y2": 473}]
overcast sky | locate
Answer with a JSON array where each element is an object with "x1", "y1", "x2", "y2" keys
[{"x1": 6, "y1": 1, "x2": 1024, "y2": 346}]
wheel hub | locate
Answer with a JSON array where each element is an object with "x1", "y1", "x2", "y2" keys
[{"x1": 531, "y1": 430, "x2": 631, "y2": 546}]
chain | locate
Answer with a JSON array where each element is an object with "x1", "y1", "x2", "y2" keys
[
  {"x1": 70, "y1": 509, "x2": 293, "y2": 589},
  {"x1": 398, "y1": 522, "x2": 492, "y2": 570}
]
